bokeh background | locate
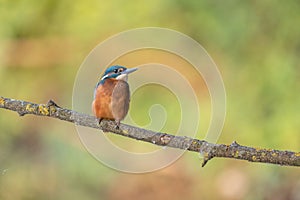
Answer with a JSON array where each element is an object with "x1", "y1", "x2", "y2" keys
[{"x1": 0, "y1": 1, "x2": 300, "y2": 199}]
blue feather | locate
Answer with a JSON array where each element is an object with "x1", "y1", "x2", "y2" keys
[{"x1": 94, "y1": 65, "x2": 127, "y2": 99}]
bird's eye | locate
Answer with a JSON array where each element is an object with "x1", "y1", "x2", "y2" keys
[{"x1": 114, "y1": 69, "x2": 118, "y2": 73}]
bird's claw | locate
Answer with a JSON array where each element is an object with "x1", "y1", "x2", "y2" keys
[
  {"x1": 98, "y1": 118, "x2": 103, "y2": 125},
  {"x1": 115, "y1": 120, "x2": 120, "y2": 129}
]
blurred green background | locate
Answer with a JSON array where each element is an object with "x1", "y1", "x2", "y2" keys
[{"x1": 0, "y1": 1, "x2": 300, "y2": 199}]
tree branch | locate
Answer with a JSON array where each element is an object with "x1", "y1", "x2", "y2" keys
[{"x1": 0, "y1": 96, "x2": 299, "y2": 167}]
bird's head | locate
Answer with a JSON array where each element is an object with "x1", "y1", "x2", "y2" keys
[{"x1": 100, "y1": 65, "x2": 138, "y2": 83}]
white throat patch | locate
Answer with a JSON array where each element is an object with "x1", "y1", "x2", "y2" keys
[{"x1": 116, "y1": 74, "x2": 128, "y2": 81}]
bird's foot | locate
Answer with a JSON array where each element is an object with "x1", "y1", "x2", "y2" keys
[
  {"x1": 98, "y1": 118, "x2": 109, "y2": 132},
  {"x1": 98, "y1": 118, "x2": 103, "y2": 125},
  {"x1": 115, "y1": 120, "x2": 120, "y2": 129}
]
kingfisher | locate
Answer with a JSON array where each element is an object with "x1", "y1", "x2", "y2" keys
[{"x1": 92, "y1": 65, "x2": 138, "y2": 128}]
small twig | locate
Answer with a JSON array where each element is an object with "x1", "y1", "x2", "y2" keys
[{"x1": 0, "y1": 96, "x2": 299, "y2": 167}]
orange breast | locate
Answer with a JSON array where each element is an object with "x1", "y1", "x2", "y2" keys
[{"x1": 92, "y1": 79, "x2": 118, "y2": 119}]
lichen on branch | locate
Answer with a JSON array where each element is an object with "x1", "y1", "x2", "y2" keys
[{"x1": 0, "y1": 96, "x2": 299, "y2": 167}]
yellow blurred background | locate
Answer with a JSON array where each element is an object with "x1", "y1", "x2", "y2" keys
[{"x1": 0, "y1": 1, "x2": 299, "y2": 199}]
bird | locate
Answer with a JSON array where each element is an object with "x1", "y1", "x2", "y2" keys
[{"x1": 92, "y1": 65, "x2": 138, "y2": 128}]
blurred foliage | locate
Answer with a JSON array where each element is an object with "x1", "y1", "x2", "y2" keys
[{"x1": 0, "y1": 0, "x2": 300, "y2": 200}]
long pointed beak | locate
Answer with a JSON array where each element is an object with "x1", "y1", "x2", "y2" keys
[{"x1": 122, "y1": 67, "x2": 138, "y2": 74}]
